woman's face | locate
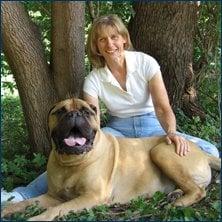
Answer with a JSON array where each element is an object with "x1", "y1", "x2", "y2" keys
[{"x1": 96, "y1": 25, "x2": 126, "y2": 63}]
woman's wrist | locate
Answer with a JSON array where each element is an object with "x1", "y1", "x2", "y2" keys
[{"x1": 166, "y1": 130, "x2": 176, "y2": 137}]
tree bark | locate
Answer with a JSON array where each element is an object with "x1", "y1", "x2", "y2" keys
[
  {"x1": 51, "y1": 2, "x2": 85, "y2": 99},
  {"x1": 2, "y1": 2, "x2": 57, "y2": 155},
  {"x1": 2, "y1": 2, "x2": 86, "y2": 155},
  {"x1": 128, "y1": 2, "x2": 205, "y2": 120}
]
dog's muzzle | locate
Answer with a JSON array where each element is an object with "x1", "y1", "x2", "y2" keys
[{"x1": 51, "y1": 110, "x2": 96, "y2": 155}]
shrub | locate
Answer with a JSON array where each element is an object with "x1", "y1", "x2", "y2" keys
[{"x1": 1, "y1": 96, "x2": 46, "y2": 190}]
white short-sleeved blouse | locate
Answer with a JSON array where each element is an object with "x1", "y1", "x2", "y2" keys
[{"x1": 83, "y1": 50, "x2": 161, "y2": 118}]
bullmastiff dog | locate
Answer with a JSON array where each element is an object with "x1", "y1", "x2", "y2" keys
[{"x1": 2, "y1": 98, "x2": 220, "y2": 221}]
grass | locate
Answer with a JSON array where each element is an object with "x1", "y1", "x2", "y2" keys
[{"x1": 4, "y1": 182, "x2": 220, "y2": 221}]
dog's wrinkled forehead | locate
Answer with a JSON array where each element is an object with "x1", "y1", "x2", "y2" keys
[
  {"x1": 48, "y1": 98, "x2": 96, "y2": 132},
  {"x1": 50, "y1": 98, "x2": 93, "y2": 115}
]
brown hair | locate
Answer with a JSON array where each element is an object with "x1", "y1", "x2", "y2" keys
[{"x1": 87, "y1": 14, "x2": 133, "y2": 68}]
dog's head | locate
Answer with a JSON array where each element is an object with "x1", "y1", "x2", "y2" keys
[{"x1": 48, "y1": 98, "x2": 99, "y2": 155}]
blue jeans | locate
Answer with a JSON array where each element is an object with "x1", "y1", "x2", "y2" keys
[
  {"x1": 13, "y1": 112, "x2": 219, "y2": 199},
  {"x1": 103, "y1": 113, "x2": 219, "y2": 157}
]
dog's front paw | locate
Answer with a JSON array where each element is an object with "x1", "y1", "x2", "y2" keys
[
  {"x1": 27, "y1": 210, "x2": 56, "y2": 221},
  {"x1": 1, "y1": 200, "x2": 31, "y2": 219},
  {"x1": 1, "y1": 203, "x2": 17, "y2": 218},
  {"x1": 28, "y1": 215, "x2": 48, "y2": 221}
]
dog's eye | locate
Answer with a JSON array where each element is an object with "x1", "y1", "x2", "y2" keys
[
  {"x1": 81, "y1": 108, "x2": 93, "y2": 116},
  {"x1": 52, "y1": 107, "x2": 67, "y2": 116}
]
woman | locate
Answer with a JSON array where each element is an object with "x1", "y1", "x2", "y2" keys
[
  {"x1": 1, "y1": 14, "x2": 219, "y2": 205},
  {"x1": 83, "y1": 14, "x2": 218, "y2": 157}
]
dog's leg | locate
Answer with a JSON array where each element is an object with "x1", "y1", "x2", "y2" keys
[
  {"x1": 1, "y1": 193, "x2": 62, "y2": 218},
  {"x1": 27, "y1": 193, "x2": 104, "y2": 221},
  {"x1": 167, "y1": 189, "x2": 184, "y2": 202},
  {"x1": 150, "y1": 143, "x2": 206, "y2": 207}
]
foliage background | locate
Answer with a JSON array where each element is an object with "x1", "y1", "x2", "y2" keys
[{"x1": 1, "y1": 2, "x2": 221, "y2": 221}]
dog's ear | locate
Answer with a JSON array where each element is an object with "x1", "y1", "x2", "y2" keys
[
  {"x1": 46, "y1": 104, "x2": 57, "y2": 136},
  {"x1": 89, "y1": 104, "x2": 97, "y2": 114},
  {"x1": 48, "y1": 104, "x2": 56, "y2": 116}
]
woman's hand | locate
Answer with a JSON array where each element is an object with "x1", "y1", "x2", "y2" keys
[{"x1": 166, "y1": 132, "x2": 190, "y2": 156}]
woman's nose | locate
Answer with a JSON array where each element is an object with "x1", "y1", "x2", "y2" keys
[{"x1": 106, "y1": 37, "x2": 113, "y2": 46}]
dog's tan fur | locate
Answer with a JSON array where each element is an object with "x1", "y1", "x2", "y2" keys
[{"x1": 2, "y1": 98, "x2": 220, "y2": 221}]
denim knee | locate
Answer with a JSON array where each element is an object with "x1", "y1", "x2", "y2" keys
[
  {"x1": 178, "y1": 132, "x2": 219, "y2": 157},
  {"x1": 101, "y1": 127, "x2": 125, "y2": 137},
  {"x1": 13, "y1": 172, "x2": 48, "y2": 199}
]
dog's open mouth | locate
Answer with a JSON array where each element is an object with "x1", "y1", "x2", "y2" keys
[
  {"x1": 64, "y1": 136, "x2": 87, "y2": 147},
  {"x1": 63, "y1": 127, "x2": 89, "y2": 148},
  {"x1": 52, "y1": 125, "x2": 96, "y2": 155}
]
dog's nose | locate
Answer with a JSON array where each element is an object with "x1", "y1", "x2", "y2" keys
[
  {"x1": 67, "y1": 111, "x2": 82, "y2": 118},
  {"x1": 67, "y1": 111, "x2": 76, "y2": 118}
]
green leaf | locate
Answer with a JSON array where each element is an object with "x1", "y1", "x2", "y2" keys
[{"x1": 211, "y1": 201, "x2": 221, "y2": 211}]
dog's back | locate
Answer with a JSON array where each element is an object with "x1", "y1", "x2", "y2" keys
[{"x1": 108, "y1": 134, "x2": 220, "y2": 204}]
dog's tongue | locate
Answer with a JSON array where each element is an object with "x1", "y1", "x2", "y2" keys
[{"x1": 64, "y1": 136, "x2": 87, "y2": 147}]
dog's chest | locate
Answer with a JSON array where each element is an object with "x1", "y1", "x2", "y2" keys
[
  {"x1": 49, "y1": 169, "x2": 82, "y2": 201},
  {"x1": 57, "y1": 186, "x2": 78, "y2": 201}
]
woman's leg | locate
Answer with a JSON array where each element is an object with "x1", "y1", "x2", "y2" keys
[
  {"x1": 1, "y1": 172, "x2": 47, "y2": 204},
  {"x1": 13, "y1": 171, "x2": 48, "y2": 199},
  {"x1": 135, "y1": 112, "x2": 219, "y2": 157},
  {"x1": 132, "y1": 112, "x2": 165, "y2": 137},
  {"x1": 176, "y1": 132, "x2": 219, "y2": 157},
  {"x1": 106, "y1": 116, "x2": 135, "y2": 137},
  {"x1": 101, "y1": 127, "x2": 125, "y2": 137},
  {"x1": 106, "y1": 113, "x2": 219, "y2": 157},
  {"x1": 106, "y1": 112, "x2": 165, "y2": 138}
]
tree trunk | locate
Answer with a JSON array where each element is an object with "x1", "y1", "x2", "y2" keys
[
  {"x1": 51, "y1": 2, "x2": 85, "y2": 99},
  {"x1": 2, "y1": 2, "x2": 57, "y2": 155},
  {"x1": 128, "y1": 2, "x2": 206, "y2": 120},
  {"x1": 2, "y1": 2, "x2": 86, "y2": 155}
]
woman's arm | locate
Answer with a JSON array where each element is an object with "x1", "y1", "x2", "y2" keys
[
  {"x1": 148, "y1": 72, "x2": 189, "y2": 156},
  {"x1": 148, "y1": 72, "x2": 176, "y2": 133}
]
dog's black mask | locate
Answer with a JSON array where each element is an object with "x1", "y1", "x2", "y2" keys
[{"x1": 51, "y1": 108, "x2": 96, "y2": 155}]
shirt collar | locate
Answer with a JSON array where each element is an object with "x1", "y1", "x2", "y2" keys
[
  {"x1": 100, "y1": 50, "x2": 136, "y2": 82},
  {"x1": 125, "y1": 50, "x2": 137, "y2": 74}
]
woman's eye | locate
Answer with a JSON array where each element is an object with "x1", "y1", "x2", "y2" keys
[
  {"x1": 111, "y1": 35, "x2": 118, "y2": 40},
  {"x1": 99, "y1": 38, "x2": 105, "y2": 42}
]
